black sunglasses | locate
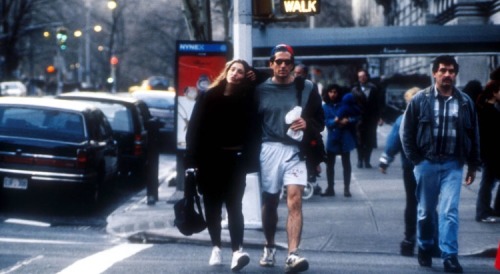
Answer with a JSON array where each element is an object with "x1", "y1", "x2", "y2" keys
[{"x1": 274, "y1": 59, "x2": 292, "y2": 66}]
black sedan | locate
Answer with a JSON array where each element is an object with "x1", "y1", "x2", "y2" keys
[
  {"x1": 130, "y1": 90, "x2": 175, "y2": 151},
  {"x1": 0, "y1": 97, "x2": 118, "y2": 203},
  {"x1": 57, "y1": 92, "x2": 151, "y2": 183}
]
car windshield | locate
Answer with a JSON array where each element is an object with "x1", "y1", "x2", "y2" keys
[
  {"x1": 135, "y1": 94, "x2": 174, "y2": 110},
  {"x1": 0, "y1": 106, "x2": 86, "y2": 143},
  {"x1": 89, "y1": 102, "x2": 133, "y2": 133}
]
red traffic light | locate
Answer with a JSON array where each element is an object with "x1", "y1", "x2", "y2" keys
[
  {"x1": 110, "y1": 56, "x2": 119, "y2": 65},
  {"x1": 46, "y1": 65, "x2": 56, "y2": 73}
]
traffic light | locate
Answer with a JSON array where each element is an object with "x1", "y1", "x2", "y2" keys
[
  {"x1": 46, "y1": 65, "x2": 56, "y2": 74},
  {"x1": 253, "y1": 0, "x2": 274, "y2": 18},
  {"x1": 56, "y1": 27, "x2": 68, "y2": 51},
  {"x1": 110, "y1": 56, "x2": 119, "y2": 66}
]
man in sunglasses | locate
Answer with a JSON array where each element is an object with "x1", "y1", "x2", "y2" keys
[{"x1": 254, "y1": 44, "x2": 324, "y2": 273}]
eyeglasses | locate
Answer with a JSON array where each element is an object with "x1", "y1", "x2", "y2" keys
[{"x1": 274, "y1": 59, "x2": 292, "y2": 66}]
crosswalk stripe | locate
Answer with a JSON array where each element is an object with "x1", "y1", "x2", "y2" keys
[{"x1": 57, "y1": 243, "x2": 152, "y2": 274}]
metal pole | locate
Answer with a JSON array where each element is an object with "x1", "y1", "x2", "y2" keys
[
  {"x1": 85, "y1": 4, "x2": 91, "y2": 87},
  {"x1": 233, "y1": 0, "x2": 252, "y2": 62}
]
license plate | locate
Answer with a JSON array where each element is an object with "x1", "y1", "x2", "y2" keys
[{"x1": 3, "y1": 177, "x2": 28, "y2": 190}]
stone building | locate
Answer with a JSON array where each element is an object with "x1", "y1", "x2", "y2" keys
[{"x1": 374, "y1": 0, "x2": 500, "y2": 86}]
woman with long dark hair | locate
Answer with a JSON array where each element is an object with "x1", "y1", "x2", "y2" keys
[{"x1": 185, "y1": 59, "x2": 258, "y2": 271}]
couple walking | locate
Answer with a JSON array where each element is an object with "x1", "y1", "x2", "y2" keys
[{"x1": 185, "y1": 44, "x2": 323, "y2": 273}]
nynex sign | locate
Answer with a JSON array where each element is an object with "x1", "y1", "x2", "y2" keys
[{"x1": 280, "y1": 0, "x2": 320, "y2": 15}]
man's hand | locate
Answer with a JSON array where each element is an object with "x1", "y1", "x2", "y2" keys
[
  {"x1": 290, "y1": 117, "x2": 306, "y2": 131},
  {"x1": 246, "y1": 70, "x2": 256, "y2": 81},
  {"x1": 464, "y1": 169, "x2": 476, "y2": 185}
]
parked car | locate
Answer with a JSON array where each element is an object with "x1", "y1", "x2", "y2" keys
[
  {"x1": 0, "y1": 97, "x2": 118, "y2": 203},
  {"x1": 57, "y1": 92, "x2": 151, "y2": 182},
  {"x1": 0, "y1": 81, "x2": 27, "y2": 97},
  {"x1": 131, "y1": 90, "x2": 175, "y2": 151},
  {"x1": 140, "y1": 76, "x2": 170, "y2": 91}
]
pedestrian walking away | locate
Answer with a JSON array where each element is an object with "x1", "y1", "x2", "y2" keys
[
  {"x1": 184, "y1": 59, "x2": 259, "y2": 272},
  {"x1": 474, "y1": 79, "x2": 500, "y2": 223},
  {"x1": 379, "y1": 87, "x2": 424, "y2": 256},
  {"x1": 254, "y1": 44, "x2": 324, "y2": 273},
  {"x1": 400, "y1": 55, "x2": 480, "y2": 273},
  {"x1": 321, "y1": 84, "x2": 360, "y2": 198},
  {"x1": 351, "y1": 68, "x2": 385, "y2": 169}
]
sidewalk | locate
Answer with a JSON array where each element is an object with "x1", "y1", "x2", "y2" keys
[{"x1": 106, "y1": 125, "x2": 499, "y2": 258}]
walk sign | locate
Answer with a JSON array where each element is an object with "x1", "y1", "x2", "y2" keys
[{"x1": 280, "y1": 0, "x2": 320, "y2": 15}]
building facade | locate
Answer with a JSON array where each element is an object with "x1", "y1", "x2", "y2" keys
[{"x1": 379, "y1": 0, "x2": 500, "y2": 86}]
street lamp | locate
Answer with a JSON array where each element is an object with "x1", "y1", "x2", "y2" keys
[
  {"x1": 73, "y1": 25, "x2": 101, "y2": 85},
  {"x1": 107, "y1": 0, "x2": 117, "y2": 10},
  {"x1": 108, "y1": 0, "x2": 118, "y2": 93}
]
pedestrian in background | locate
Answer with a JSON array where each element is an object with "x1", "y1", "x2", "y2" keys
[
  {"x1": 255, "y1": 44, "x2": 324, "y2": 273},
  {"x1": 475, "y1": 79, "x2": 500, "y2": 223},
  {"x1": 462, "y1": 79, "x2": 482, "y2": 105},
  {"x1": 294, "y1": 63, "x2": 308, "y2": 79},
  {"x1": 321, "y1": 84, "x2": 360, "y2": 197},
  {"x1": 294, "y1": 62, "x2": 324, "y2": 196},
  {"x1": 401, "y1": 55, "x2": 480, "y2": 273},
  {"x1": 185, "y1": 59, "x2": 258, "y2": 272},
  {"x1": 379, "y1": 87, "x2": 420, "y2": 255},
  {"x1": 490, "y1": 66, "x2": 500, "y2": 81},
  {"x1": 351, "y1": 68, "x2": 385, "y2": 168}
]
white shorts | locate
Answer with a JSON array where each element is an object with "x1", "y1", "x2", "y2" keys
[{"x1": 260, "y1": 142, "x2": 307, "y2": 194}]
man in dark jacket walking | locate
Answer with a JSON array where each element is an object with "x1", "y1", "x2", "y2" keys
[
  {"x1": 351, "y1": 68, "x2": 385, "y2": 168},
  {"x1": 400, "y1": 55, "x2": 480, "y2": 273}
]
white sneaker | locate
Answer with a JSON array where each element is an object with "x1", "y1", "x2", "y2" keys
[
  {"x1": 209, "y1": 246, "x2": 222, "y2": 266},
  {"x1": 231, "y1": 248, "x2": 250, "y2": 272},
  {"x1": 285, "y1": 251, "x2": 309, "y2": 273},
  {"x1": 259, "y1": 246, "x2": 276, "y2": 267}
]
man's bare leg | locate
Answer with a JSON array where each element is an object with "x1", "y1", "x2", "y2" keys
[
  {"x1": 261, "y1": 192, "x2": 280, "y2": 247},
  {"x1": 286, "y1": 184, "x2": 304, "y2": 253}
]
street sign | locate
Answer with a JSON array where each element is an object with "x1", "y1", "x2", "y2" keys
[{"x1": 280, "y1": 0, "x2": 320, "y2": 15}]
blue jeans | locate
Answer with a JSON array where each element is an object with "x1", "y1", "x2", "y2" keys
[{"x1": 414, "y1": 159, "x2": 463, "y2": 258}]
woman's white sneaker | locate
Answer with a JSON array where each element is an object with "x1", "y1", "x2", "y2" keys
[
  {"x1": 209, "y1": 246, "x2": 222, "y2": 266},
  {"x1": 231, "y1": 248, "x2": 250, "y2": 272}
]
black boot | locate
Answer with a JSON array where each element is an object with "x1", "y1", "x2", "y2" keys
[
  {"x1": 400, "y1": 239, "x2": 415, "y2": 256},
  {"x1": 344, "y1": 185, "x2": 351, "y2": 197},
  {"x1": 321, "y1": 186, "x2": 335, "y2": 197}
]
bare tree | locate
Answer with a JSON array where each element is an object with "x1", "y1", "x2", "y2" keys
[
  {"x1": 182, "y1": 0, "x2": 212, "y2": 41},
  {"x1": 1, "y1": 0, "x2": 58, "y2": 79}
]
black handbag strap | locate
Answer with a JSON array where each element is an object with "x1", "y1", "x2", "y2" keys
[
  {"x1": 194, "y1": 194, "x2": 203, "y2": 215},
  {"x1": 296, "y1": 78, "x2": 304, "y2": 106}
]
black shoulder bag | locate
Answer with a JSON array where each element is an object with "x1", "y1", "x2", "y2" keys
[{"x1": 173, "y1": 170, "x2": 207, "y2": 236}]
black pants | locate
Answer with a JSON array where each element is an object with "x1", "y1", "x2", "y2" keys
[
  {"x1": 356, "y1": 146, "x2": 373, "y2": 167},
  {"x1": 476, "y1": 164, "x2": 500, "y2": 219},
  {"x1": 403, "y1": 166, "x2": 417, "y2": 241},
  {"x1": 326, "y1": 151, "x2": 351, "y2": 189},
  {"x1": 199, "y1": 150, "x2": 246, "y2": 251}
]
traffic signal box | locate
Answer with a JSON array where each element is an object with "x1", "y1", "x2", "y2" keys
[{"x1": 56, "y1": 27, "x2": 68, "y2": 51}]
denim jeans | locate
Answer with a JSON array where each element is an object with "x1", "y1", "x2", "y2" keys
[{"x1": 414, "y1": 159, "x2": 463, "y2": 258}]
